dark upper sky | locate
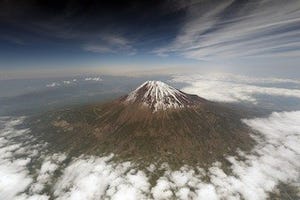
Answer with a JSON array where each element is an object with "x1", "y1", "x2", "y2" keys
[{"x1": 1, "y1": 0, "x2": 300, "y2": 78}]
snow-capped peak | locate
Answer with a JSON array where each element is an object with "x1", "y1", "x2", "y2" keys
[{"x1": 124, "y1": 80, "x2": 197, "y2": 111}]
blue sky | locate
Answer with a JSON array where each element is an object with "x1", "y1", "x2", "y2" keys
[{"x1": 0, "y1": 0, "x2": 300, "y2": 79}]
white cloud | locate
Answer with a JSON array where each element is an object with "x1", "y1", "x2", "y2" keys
[
  {"x1": 63, "y1": 81, "x2": 71, "y2": 84},
  {"x1": 84, "y1": 77, "x2": 102, "y2": 81},
  {"x1": 151, "y1": 178, "x2": 173, "y2": 199},
  {"x1": 15, "y1": 194, "x2": 49, "y2": 200},
  {"x1": 53, "y1": 156, "x2": 151, "y2": 200},
  {"x1": 30, "y1": 154, "x2": 66, "y2": 193},
  {"x1": 46, "y1": 82, "x2": 60, "y2": 87},
  {"x1": 155, "y1": 0, "x2": 300, "y2": 60},
  {"x1": 1, "y1": 109, "x2": 300, "y2": 200},
  {"x1": 172, "y1": 73, "x2": 300, "y2": 103},
  {"x1": 51, "y1": 110, "x2": 300, "y2": 200},
  {"x1": 45, "y1": 77, "x2": 102, "y2": 87},
  {"x1": 0, "y1": 117, "x2": 33, "y2": 200}
]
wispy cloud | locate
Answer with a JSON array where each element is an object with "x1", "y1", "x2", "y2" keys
[
  {"x1": 83, "y1": 35, "x2": 136, "y2": 55},
  {"x1": 155, "y1": 0, "x2": 300, "y2": 60},
  {"x1": 83, "y1": 44, "x2": 116, "y2": 53},
  {"x1": 0, "y1": 34, "x2": 26, "y2": 45}
]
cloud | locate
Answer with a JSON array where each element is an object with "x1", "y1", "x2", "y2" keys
[
  {"x1": 30, "y1": 154, "x2": 66, "y2": 194},
  {"x1": 155, "y1": 0, "x2": 300, "y2": 60},
  {"x1": 38, "y1": 108, "x2": 300, "y2": 199},
  {"x1": 45, "y1": 76, "x2": 102, "y2": 88},
  {"x1": 1, "y1": 109, "x2": 300, "y2": 199},
  {"x1": 0, "y1": 117, "x2": 34, "y2": 200},
  {"x1": 83, "y1": 44, "x2": 115, "y2": 53},
  {"x1": 83, "y1": 35, "x2": 136, "y2": 55},
  {"x1": 46, "y1": 82, "x2": 60, "y2": 88},
  {"x1": 0, "y1": 34, "x2": 26, "y2": 45},
  {"x1": 172, "y1": 73, "x2": 300, "y2": 103},
  {"x1": 63, "y1": 81, "x2": 71, "y2": 84},
  {"x1": 0, "y1": 117, "x2": 65, "y2": 200},
  {"x1": 84, "y1": 77, "x2": 102, "y2": 81},
  {"x1": 53, "y1": 156, "x2": 150, "y2": 200},
  {"x1": 235, "y1": 111, "x2": 300, "y2": 199}
]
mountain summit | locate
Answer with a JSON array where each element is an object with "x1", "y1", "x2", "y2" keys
[
  {"x1": 30, "y1": 81, "x2": 254, "y2": 166},
  {"x1": 123, "y1": 80, "x2": 206, "y2": 112}
]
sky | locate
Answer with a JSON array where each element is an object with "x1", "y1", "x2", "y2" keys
[{"x1": 0, "y1": 0, "x2": 300, "y2": 79}]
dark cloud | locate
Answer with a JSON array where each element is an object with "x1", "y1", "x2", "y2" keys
[{"x1": 0, "y1": 0, "x2": 187, "y2": 51}]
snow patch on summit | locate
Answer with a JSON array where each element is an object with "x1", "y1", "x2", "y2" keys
[{"x1": 125, "y1": 81, "x2": 192, "y2": 112}]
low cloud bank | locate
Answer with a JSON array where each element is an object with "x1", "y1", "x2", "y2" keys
[
  {"x1": 172, "y1": 73, "x2": 300, "y2": 103},
  {"x1": 0, "y1": 110, "x2": 299, "y2": 199},
  {"x1": 46, "y1": 77, "x2": 102, "y2": 88},
  {"x1": 0, "y1": 117, "x2": 38, "y2": 200}
]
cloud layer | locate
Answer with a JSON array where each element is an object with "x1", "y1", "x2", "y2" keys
[
  {"x1": 46, "y1": 76, "x2": 102, "y2": 88},
  {"x1": 1, "y1": 108, "x2": 300, "y2": 199},
  {"x1": 172, "y1": 73, "x2": 300, "y2": 103}
]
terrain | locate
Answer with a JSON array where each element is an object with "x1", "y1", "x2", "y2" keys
[{"x1": 28, "y1": 81, "x2": 255, "y2": 167}]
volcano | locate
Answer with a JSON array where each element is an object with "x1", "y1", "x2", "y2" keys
[
  {"x1": 30, "y1": 81, "x2": 254, "y2": 166},
  {"x1": 122, "y1": 80, "x2": 207, "y2": 111}
]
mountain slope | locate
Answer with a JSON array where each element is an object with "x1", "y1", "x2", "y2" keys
[{"x1": 29, "y1": 81, "x2": 254, "y2": 166}]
